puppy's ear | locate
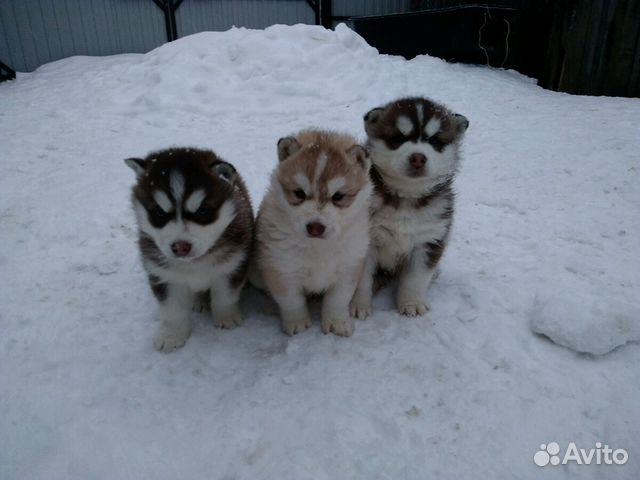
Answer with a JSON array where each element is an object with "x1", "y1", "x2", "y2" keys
[
  {"x1": 364, "y1": 107, "x2": 384, "y2": 124},
  {"x1": 124, "y1": 157, "x2": 148, "y2": 178},
  {"x1": 277, "y1": 137, "x2": 300, "y2": 162},
  {"x1": 453, "y1": 113, "x2": 469, "y2": 135},
  {"x1": 364, "y1": 107, "x2": 385, "y2": 136},
  {"x1": 211, "y1": 161, "x2": 237, "y2": 184},
  {"x1": 347, "y1": 145, "x2": 370, "y2": 172}
]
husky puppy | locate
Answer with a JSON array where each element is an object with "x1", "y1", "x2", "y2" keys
[
  {"x1": 350, "y1": 97, "x2": 469, "y2": 318},
  {"x1": 254, "y1": 130, "x2": 371, "y2": 337},
  {"x1": 125, "y1": 148, "x2": 254, "y2": 352}
]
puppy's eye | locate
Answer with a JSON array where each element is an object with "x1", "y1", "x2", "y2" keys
[
  {"x1": 148, "y1": 206, "x2": 171, "y2": 226},
  {"x1": 429, "y1": 136, "x2": 445, "y2": 150},
  {"x1": 151, "y1": 206, "x2": 169, "y2": 219},
  {"x1": 193, "y1": 205, "x2": 215, "y2": 222},
  {"x1": 293, "y1": 189, "x2": 306, "y2": 200},
  {"x1": 195, "y1": 205, "x2": 212, "y2": 217},
  {"x1": 332, "y1": 192, "x2": 345, "y2": 202},
  {"x1": 388, "y1": 134, "x2": 405, "y2": 149}
]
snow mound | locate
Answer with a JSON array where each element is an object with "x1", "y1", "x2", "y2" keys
[
  {"x1": 531, "y1": 294, "x2": 640, "y2": 355},
  {"x1": 94, "y1": 23, "x2": 382, "y2": 115}
]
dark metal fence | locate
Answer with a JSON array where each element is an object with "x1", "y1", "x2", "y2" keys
[
  {"x1": 1, "y1": 0, "x2": 166, "y2": 72},
  {"x1": 539, "y1": 0, "x2": 640, "y2": 97},
  {"x1": 0, "y1": 0, "x2": 322, "y2": 72}
]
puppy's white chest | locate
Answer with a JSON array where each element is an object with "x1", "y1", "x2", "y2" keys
[
  {"x1": 300, "y1": 238, "x2": 362, "y2": 293},
  {"x1": 147, "y1": 251, "x2": 241, "y2": 292},
  {"x1": 371, "y1": 200, "x2": 450, "y2": 269},
  {"x1": 301, "y1": 252, "x2": 339, "y2": 293}
]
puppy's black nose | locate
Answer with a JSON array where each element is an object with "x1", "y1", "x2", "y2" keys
[
  {"x1": 409, "y1": 153, "x2": 427, "y2": 169},
  {"x1": 171, "y1": 241, "x2": 192, "y2": 257},
  {"x1": 306, "y1": 222, "x2": 326, "y2": 238}
]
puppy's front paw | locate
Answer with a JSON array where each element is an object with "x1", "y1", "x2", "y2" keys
[
  {"x1": 214, "y1": 304, "x2": 242, "y2": 329},
  {"x1": 192, "y1": 292, "x2": 211, "y2": 313},
  {"x1": 397, "y1": 299, "x2": 429, "y2": 317},
  {"x1": 281, "y1": 315, "x2": 312, "y2": 336},
  {"x1": 153, "y1": 325, "x2": 190, "y2": 353},
  {"x1": 349, "y1": 297, "x2": 372, "y2": 320},
  {"x1": 321, "y1": 314, "x2": 355, "y2": 337}
]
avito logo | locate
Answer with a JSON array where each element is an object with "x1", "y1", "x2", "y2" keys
[{"x1": 534, "y1": 442, "x2": 628, "y2": 467}]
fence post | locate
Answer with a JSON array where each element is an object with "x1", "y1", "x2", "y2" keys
[
  {"x1": 0, "y1": 61, "x2": 16, "y2": 82},
  {"x1": 152, "y1": 0, "x2": 184, "y2": 42},
  {"x1": 319, "y1": 0, "x2": 333, "y2": 29},
  {"x1": 306, "y1": 0, "x2": 320, "y2": 25}
]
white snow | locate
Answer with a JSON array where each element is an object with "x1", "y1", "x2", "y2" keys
[
  {"x1": 531, "y1": 293, "x2": 640, "y2": 355},
  {"x1": 1, "y1": 23, "x2": 639, "y2": 479}
]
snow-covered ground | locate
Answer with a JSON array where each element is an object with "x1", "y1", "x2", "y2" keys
[{"x1": 1, "y1": 24, "x2": 639, "y2": 480}]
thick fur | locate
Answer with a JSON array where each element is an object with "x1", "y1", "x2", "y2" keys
[
  {"x1": 350, "y1": 97, "x2": 469, "y2": 318},
  {"x1": 253, "y1": 130, "x2": 371, "y2": 337},
  {"x1": 125, "y1": 147, "x2": 254, "y2": 352}
]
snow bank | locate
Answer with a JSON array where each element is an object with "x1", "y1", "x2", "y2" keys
[
  {"x1": 531, "y1": 294, "x2": 640, "y2": 355},
  {"x1": 1, "y1": 23, "x2": 639, "y2": 480}
]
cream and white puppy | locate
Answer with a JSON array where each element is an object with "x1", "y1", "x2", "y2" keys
[
  {"x1": 253, "y1": 130, "x2": 371, "y2": 337},
  {"x1": 350, "y1": 97, "x2": 469, "y2": 318}
]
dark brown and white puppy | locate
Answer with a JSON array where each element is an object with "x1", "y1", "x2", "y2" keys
[
  {"x1": 125, "y1": 147, "x2": 254, "y2": 352},
  {"x1": 350, "y1": 97, "x2": 469, "y2": 318},
  {"x1": 252, "y1": 130, "x2": 371, "y2": 337}
]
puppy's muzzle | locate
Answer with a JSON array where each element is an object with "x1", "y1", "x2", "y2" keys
[
  {"x1": 408, "y1": 153, "x2": 427, "y2": 176},
  {"x1": 171, "y1": 241, "x2": 192, "y2": 257},
  {"x1": 306, "y1": 222, "x2": 326, "y2": 238}
]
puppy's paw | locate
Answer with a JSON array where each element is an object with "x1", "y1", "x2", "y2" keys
[
  {"x1": 321, "y1": 315, "x2": 355, "y2": 337},
  {"x1": 193, "y1": 291, "x2": 211, "y2": 312},
  {"x1": 153, "y1": 326, "x2": 190, "y2": 353},
  {"x1": 349, "y1": 297, "x2": 372, "y2": 320},
  {"x1": 192, "y1": 301, "x2": 211, "y2": 313},
  {"x1": 281, "y1": 315, "x2": 312, "y2": 336},
  {"x1": 398, "y1": 299, "x2": 429, "y2": 317},
  {"x1": 214, "y1": 304, "x2": 242, "y2": 329}
]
